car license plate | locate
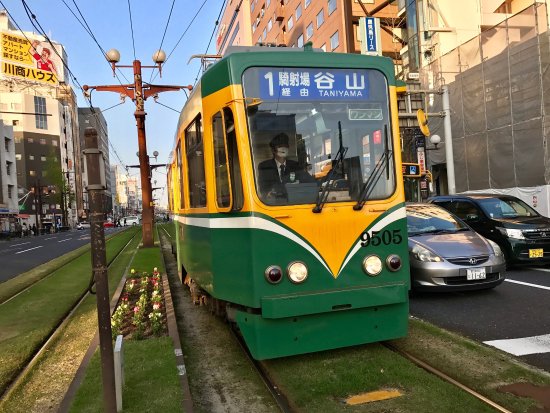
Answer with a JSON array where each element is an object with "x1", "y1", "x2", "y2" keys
[
  {"x1": 466, "y1": 268, "x2": 486, "y2": 280},
  {"x1": 529, "y1": 248, "x2": 544, "y2": 258}
]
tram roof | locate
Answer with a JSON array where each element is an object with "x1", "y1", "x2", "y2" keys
[{"x1": 200, "y1": 45, "x2": 398, "y2": 99}]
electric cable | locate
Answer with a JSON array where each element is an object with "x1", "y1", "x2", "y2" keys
[
  {"x1": 127, "y1": 0, "x2": 137, "y2": 60},
  {"x1": 193, "y1": 0, "x2": 227, "y2": 86},
  {"x1": 150, "y1": 0, "x2": 210, "y2": 83},
  {"x1": 148, "y1": 0, "x2": 177, "y2": 83}
]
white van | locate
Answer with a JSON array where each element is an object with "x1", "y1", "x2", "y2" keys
[{"x1": 124, "y1": 216, "x2": 140, "y2": 226}]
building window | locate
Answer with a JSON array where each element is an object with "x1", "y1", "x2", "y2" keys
[
  {"x1": 27, "y1": 138, "x2": 34, "y2": 143},
  {"x1": 12, "y1": 120, "x2": 19, "y2": 126},
  {"x1": 40, "y1": 138, "x2": 46, "y2": 145},
  {"x1": 8, "y1": 185, "x2": 13, "y2": 199},
  {"x1": 305, "y1": 0, "x2": 311, "y2": 8},
  {"x1": 288, "y1": 15, "x2": 294, "y2": 30},
  {"x1": 296, "y1": 4, "x2": 302, "y2": 20},
  {"x1": 330, "y1": 31, "x2": 339, "y2": 50},
  {"x1": 6, "y1": 161, "x2": 12, "y2": 175},
  {"x1": 297, "y1": 33, "x2": 304, "y2": 47},
  {"x1": 4, "y1": 138, "x2": 9, "y2": 151},
  {"x1": 52, "y1": 140, "x2": 58, "y2": 147},
  {"x1": 15, "y1": 154, "x2": 21, "y2": 161},
  {"x1": 34, "y1": 96, "x2": 47, "y2": 130},
  {"x1": 29, "y1": 155, "x2": 34, "y2": 160},
  {"x1": 317, "y1": 9, "x2": 324, "y2": 28},
  {"x1": 266, "y1": 0, "x2": 271, "y2": 7},
  {"x1": 321, "y1": 43, "x2": 327, "y2": 52},
  {"x1": 268, "y1": 18, "x2": 272, "y2": 31},
  {"x1": 306, "y1": 22, "x2": 313, "y2": 39},
  {"x1": 15, "y1": 137, "x2": 22, "y2": 143},
  {"x1": 41, "y1": 156, "x2": 47, "y2": 161},
  {"x1": 29, "y1": 170, "x2": 36, "y2": 176},
  {"x1": 328, "y1": 0, "x2": 337, "y2": 15},
  {"x1": 42, "y1": 171, "x2": 48, "y2": 177}
]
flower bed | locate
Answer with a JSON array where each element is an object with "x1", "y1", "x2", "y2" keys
[{"x1": 111, "y1": 267, "x2": 168, "y2": 340}]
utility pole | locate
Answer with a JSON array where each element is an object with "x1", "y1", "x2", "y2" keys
[
  {"x1": 83, "y1": 49, "x2": 192, "y2": 247},
  {"x1": 84, "y1": 127, "x2": 116, "y2": 413}
]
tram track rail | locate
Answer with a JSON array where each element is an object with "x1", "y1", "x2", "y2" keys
[
  {"x1": 0, "y1": 228, "x2": 140, "y2": 404},
  {"x1": 384, "y1": 342, "x2": 514, "y2": 413},
  {"x1": 230, "y1": 326, "x2": 297, "y2": 413}
]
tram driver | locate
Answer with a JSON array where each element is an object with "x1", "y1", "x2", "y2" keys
[{"x1": 257, "y1": 133, "x2": 316, "y2": 204}]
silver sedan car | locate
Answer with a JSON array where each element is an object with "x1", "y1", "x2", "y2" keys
[{"x1": 407, "y1": 203, "x2": 506, "y2": 291}]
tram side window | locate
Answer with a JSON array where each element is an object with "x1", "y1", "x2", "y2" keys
[
  {"x1": 212, "y1": 108, "x2": 244, "y2": 210},
  {"x1": 177, "y1": 143, "x2": 184, "y2": 209},
  {"x1": 167, "y1": 167, "x2": 173, "y2": 211},
  {"x1": 213, "y1": 112, "x2": 230, "y2": 208},
  {"x1": 186, "y1": 116, "x2": 207, "y2": 208}
]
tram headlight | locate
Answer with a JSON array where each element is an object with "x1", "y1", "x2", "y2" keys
[
  {"x1": 265, "y1": 265, "x2": 283, "y2": 284},
  {"x1": 386, "y1": 254, "x2": 402, "y2": 272},
  {"x1": 363, "y1": 255, "x2": 382, "y2": 276},
  {"x1": 287, "y1": 261, "x2": 308, "y2": 283}
]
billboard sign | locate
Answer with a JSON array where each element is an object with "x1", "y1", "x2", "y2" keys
[
  {"x1": 1, "y1": 31, "x2": 61, "y2": 85},
  {"x1": 360, "y1": 17, "x2": 382, "y2": 56}
]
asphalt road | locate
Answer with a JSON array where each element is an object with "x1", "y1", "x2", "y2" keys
[
  {"x1": 410, "y1": 266, "x2": 550, "y2": 372},
  {"x1": 0, "y1": 227, "x2": 124, "y2": 283}
]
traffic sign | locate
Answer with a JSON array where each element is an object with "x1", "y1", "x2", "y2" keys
[{"x1": 402, "y1": 163, "x2": 422, "y2": 177}]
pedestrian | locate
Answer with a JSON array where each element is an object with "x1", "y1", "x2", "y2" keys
[
  {"x1": 23, "y1": 223, "x2": 28, "y2": 236},
  {"x1": 124, "y1": 218, "x2": 127, "y2": 226},
  {"x1": 32, "y1": 223, "x2": 37, "y2": 236}
]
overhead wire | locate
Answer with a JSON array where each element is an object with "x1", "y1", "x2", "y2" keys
[
  {"x1": 148, "y1": 0, "x2": 176, "y2": 83},
  {"x1": 61, "y1": 0, "x2": 131, "y2": 83},
  {"x1": 16, "y1": 0, "x2": 130, "y2": 175},
  {"x1": 193, "y1": 0, "x2": 227, "y2": 86},
  {"x1": 127, "y1": 0, "x2": 137, "y2": 60}
]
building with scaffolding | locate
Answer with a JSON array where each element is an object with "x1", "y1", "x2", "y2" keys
[{"x1": 0, "y1": 119, "x2": 16, "y2": 234}]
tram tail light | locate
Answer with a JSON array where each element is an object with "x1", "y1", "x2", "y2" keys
[
  {"x1": 265, "y1": 266, "x2": 283, "y2": 284},
  {"x1": 386, "y1": 254, "x2": 402, "y2": 272}
]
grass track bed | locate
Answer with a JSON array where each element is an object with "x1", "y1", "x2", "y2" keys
[{"x1": 0, "y1": 228, "x2": 139, "y2": 395}]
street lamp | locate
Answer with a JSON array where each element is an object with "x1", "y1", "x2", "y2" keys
[{"x1": 83, "y1": 50, "x2": 192, "y2": 247}]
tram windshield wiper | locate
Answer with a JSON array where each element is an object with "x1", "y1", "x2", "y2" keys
[
  {"x1": 313, "y1": 121, "x2": 348, "y2": 213},
  {"x1": 354, "y1": 125, "x2": 392, "y2": 211}
]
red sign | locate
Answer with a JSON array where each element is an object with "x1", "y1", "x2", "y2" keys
[{"x1": 373, "y1": 130, "x2": 382, "y2": 144}]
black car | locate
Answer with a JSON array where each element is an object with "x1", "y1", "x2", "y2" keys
[{"x1": 429, "y1": 194, "x2": 550, "y2": 265}]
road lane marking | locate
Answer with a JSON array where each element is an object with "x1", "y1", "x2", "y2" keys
[
  {"x1": 504, "y1": 279, "x2": 550, "y2": 291},
  {"x1": 530, "y1": 267, "x2": 550, "y2": 273},
  {"x1": 44, "y1": 237, "x2": 56, "y2": 240},
  {"x1": 15, "y1": 246, "x2": 43, "y2": 254},
  {"x1": 484, "y1": 334, "x2": 550, "y2": 356},
  {"x1": 58, "y1": 238, "x2": 72, "y2": 243},
  {"x1": 9, "y1": 242, "x2": 30, "y2": 248}
]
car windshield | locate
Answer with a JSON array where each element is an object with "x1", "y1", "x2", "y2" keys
[
  {"x1": 406, "y1": 204, "x2": 469, "y2": 235},
  {"x1": 242, "y1": 66, "x2": 395, "y2": 206},
  {"x1": 476, "y1": 198, "x2": 539, "y2": 219}
]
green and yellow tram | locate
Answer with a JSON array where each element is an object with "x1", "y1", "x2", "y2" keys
[{"x1": 167, "y1": 45, "x2": 409, "y2": 359}]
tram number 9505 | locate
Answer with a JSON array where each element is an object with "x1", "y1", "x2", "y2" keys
[{"x1": 360, "y1": 229, "x2": 403, "y2": 247}]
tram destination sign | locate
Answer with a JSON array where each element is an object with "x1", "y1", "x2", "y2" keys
[{"x1": 259, "y1": 68, "x2": 370, "y2": 101}]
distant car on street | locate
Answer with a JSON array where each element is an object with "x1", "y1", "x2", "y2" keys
[
  {"x1": 406, "y1": 203, "x2": 506, "y2": 291},
  {"x1": 103, "y1": 221, "x2": 115, "y2": 228},
  {"x1": 429, "y1": 194, "x2": 550, "y2": 265},
  {"x1": 76, "y1": 222, "x2": 90, "y2": 230},
  {"x1": 124, "y1": 216, "x2": 140, "y2": 226}
]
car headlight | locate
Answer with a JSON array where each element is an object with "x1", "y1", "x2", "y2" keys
[
  {"x1": 497, "y1": 227, "x2": 525, "y2": 240},
  {"x1": 486, "y1": 239, "x2": 504, "y2": 257},
  {"x1": 362, "y1": 255, "x2": 382, "y2": 276},
  {"x1": 287, "y1": 261, "x2": 308, "y2": 283},
  {"x1": 411, "y1": 244, "x2": 442, "y2": 262}
]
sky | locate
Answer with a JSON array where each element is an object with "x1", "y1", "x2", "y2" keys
[{"x1": 4, "y1": 0, "x2": 226, "y2": 209}]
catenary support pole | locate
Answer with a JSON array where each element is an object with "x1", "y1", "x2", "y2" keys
[
  {"x1": 84, "y1": 127, "x2": 116, "y2": 413},
  {"x1": 442, "y1": 85, "x2": 456, "y2": 194}
]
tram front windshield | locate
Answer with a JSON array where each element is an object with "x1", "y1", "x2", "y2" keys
[{"x1": 242, "y1": 66, "x2": 396, "y2": 206}]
